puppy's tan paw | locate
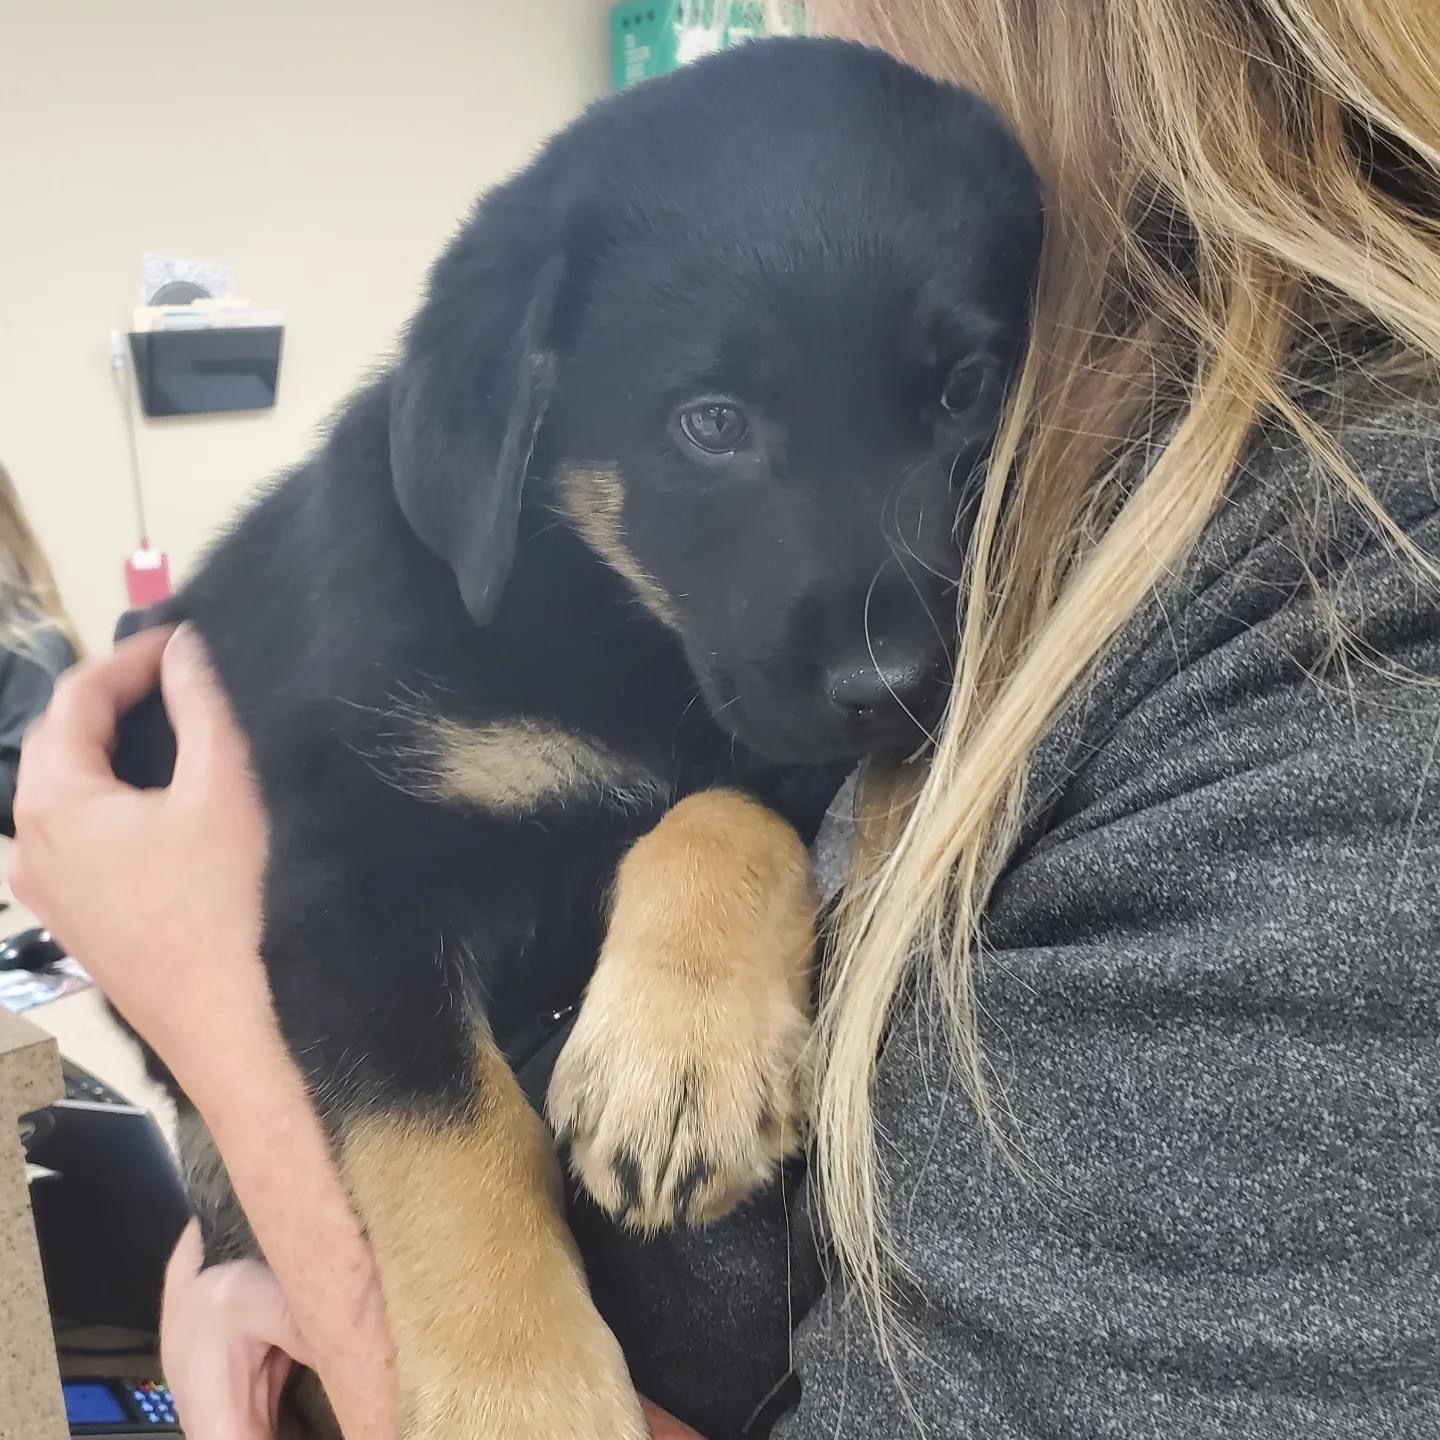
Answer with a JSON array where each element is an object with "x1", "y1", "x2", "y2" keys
[
  {"x1": 548, "y1": 957, "x2": 813, "y2": 1229},
  {"x1": 547, "y1": 790, "x2": 817, "y2": 1231}
]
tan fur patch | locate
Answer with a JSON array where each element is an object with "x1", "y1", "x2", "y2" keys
[
  {"x1": 340, "y1": 1035, "x2": 646, "y2": 1439},
  {"x1": 400, "y1": 716, "x2": 663, "y2": 815},
  {"x1": 556, "y1": 464, "x2": 681, "y2": 629},
  {"x1": 548, "y1": 788, "x2": 818, "y2": 1230}
]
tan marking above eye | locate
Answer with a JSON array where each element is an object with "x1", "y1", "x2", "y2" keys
[{"x1": 555, "y1": 464, "x2": 681, "y2": 630}]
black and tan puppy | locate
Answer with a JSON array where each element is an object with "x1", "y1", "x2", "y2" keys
[{"x1": 116, "y1": 37, "x2": 1040, "y2": 1437}]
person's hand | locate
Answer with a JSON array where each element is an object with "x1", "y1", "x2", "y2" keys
[
  {"x1": 162, "y1": 1221, "x2": 311, "y2": 1440},
  {"x1": 11, "y1": 624, "x2": 272, "y2": 1103},
  {"x1": 164, "y1": 1220, "x2": 702, "y2": 1440}
]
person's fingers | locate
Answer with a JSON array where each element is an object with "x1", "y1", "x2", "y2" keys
[
  {"x1": 164, "y1": 1219, "x2": 206, "y2": 1294},
  {"x1": 163, "y1": 1231, "x2": 311, "y2": 1440},
  {"x1": 19, "y1": 628, "x2": 172, "y2": 793},
  {"x1": 162, "y1": 1229, "x2": 266, "y2": 1440},
  {"x1": 169, "y1": 1343, "x2": 276, "y2": 1440},
  {"x1": 182, "y1": 1253, "x2": 314, "y2": 1366},
  {"x1": 260, "y1": 1347, "x2": 294, "y2": 1435},
  {"x1": 160, "y1": 1222, "x2": 205, "y2": 1392},
  {"x1": 161, "y1": 625, "x2": 253, "y2": 794},
  {"x1": 229, "y1": 1264, "x2": 312, "y2": 1369},
  {"x1": 641, "y1": 1398, "x2": 707, "y2": 1438}
]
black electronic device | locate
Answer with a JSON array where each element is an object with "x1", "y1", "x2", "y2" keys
[
  {"x1": 26, "y1": 1062, "x2": 190, "y2": 1333},
  {"x1": 127, "y1": 326, "x2": 282, "y2": 417},
  {"x1": 59, "y1": 1056, "x2": 133, "y2": 1108},
  {"x1": 0, "y1": 925, "x2": 66, "y2": 971},
  {"x1": 62, "y1": 1376, "x2": 180, "y2": 1434}
]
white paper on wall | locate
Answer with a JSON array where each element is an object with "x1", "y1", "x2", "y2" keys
[{"x1": 138, "y1": 254, "x2": 235, "y2": 306}]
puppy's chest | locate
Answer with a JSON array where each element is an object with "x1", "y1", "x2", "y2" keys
[
  {"x1": 361, "y1": 690, "x2": 733, "y2": 820},
  {"x1": 351, "y1": 702, "x2": 753, "y2": 1049}
]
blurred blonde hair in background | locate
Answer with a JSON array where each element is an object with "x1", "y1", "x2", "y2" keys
[{"x1": 0, "y1": 461, "x2": 82, "y2": 661}]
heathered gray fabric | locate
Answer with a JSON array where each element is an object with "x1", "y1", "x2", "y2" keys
[
  {"x1": 0, "y1": 624, "x2": 72, "y2": 834},
  {"x1": 771, "y1": 398, "x2": 1440, "y2": 1438}
]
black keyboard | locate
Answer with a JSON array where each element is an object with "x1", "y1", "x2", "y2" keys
[{"x1": 62, "y1": 1058, "x2": 134, "y2": 1108}]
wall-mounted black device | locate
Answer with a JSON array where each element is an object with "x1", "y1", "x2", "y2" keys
[{"x1": 127, "y1": 325, "x2": 283, "y2": 417}]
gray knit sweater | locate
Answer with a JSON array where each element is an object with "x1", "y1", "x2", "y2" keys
[
  {"x1": 582, "y1": 395, "x2": 1440, "y2": 1439},
  {"x1": 780, "y1": 400, "x2": 1440, "y2": 1438}
]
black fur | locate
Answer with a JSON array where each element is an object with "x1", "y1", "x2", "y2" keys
[{"x1": 114, "y1": 37, "x2": 1041, "y2": 1436}]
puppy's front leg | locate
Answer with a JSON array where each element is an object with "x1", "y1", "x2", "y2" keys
[
  {"x1": 340, "y1": 1034, "x2": 646, "y2": 1439},
  {"x1": 548, "y1": 788, "x2": 818, "y2": 1230}
]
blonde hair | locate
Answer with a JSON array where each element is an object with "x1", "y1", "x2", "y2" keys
[
  {"x1": 814, "y1": 0, "x2": 1440, "y2": 1359},
  {"x1": 0, "y1": 462, "x2": 82, "y2": 661}
]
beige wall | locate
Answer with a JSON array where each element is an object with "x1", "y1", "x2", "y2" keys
[{"x1": 1, "y1": 1, "x2": 612, "y2": 652}]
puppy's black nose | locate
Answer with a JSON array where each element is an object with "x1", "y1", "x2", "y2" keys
[{"x1": 826, "y1": 648, "x2": 941, "y2": 723}]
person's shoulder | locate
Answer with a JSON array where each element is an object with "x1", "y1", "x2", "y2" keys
[
  {"x1": 1020, "y1": 376, "x2": 1440, "y2": 839},
  {"x1": 1138, "y1": 376, "x2": 1440, "y2": 667},
  {"x1": 13, "y1": 622, "x2": 76, "y2": 676},
  {"x1": 1252, "y1": 372, "x2": 1440, "y2": 530},
  {"x1": 20, "y1": 621, "x2": 76, "y2": 678},
  {"x1": 0, "y1": 616, "x2": 76, "y2": 707}
]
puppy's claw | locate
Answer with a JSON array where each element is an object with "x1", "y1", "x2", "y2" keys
[{"x1": 547, "y1": 984, "x2": 811, "y2": 1232}]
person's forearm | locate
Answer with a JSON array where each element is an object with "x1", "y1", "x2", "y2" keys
[
  {"x1": 183, "y1": 989, "x2": 398, "y2": 1440},
  {"x1": 10, "y1": 632, "x2": 397, "y2": 1436}
]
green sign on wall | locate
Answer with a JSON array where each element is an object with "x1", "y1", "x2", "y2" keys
[{"x1": 610, "y1": 2, "x2": 806, "y2": 91}]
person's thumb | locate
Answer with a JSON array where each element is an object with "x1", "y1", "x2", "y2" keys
[{"x1": 160, "y1": 625, "x2": 249, "y2": 791}]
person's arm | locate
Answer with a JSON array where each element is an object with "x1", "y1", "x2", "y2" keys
[
  {"x1": 172, "y1": 993, "x2": 397, "y2": 1440},
  {"x1": 12, "y1": 628, "x2": 398, "y2": 1440}
]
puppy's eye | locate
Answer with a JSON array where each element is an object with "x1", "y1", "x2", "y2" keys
[
  {"x1": 678, "y1": 402, "x2": 750, "y2": 455},
  {"x1": 940, "y1": 361, "x2": 990, "y2": 419}
]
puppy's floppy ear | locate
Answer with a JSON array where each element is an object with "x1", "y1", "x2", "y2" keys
[{"x1": 390, "y1": 182, "x2": 568, "y2": 625}]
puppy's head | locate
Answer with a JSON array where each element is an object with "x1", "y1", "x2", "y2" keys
[{"x1": 391, "y1": 38, "x2": 1042, "y2": 766}]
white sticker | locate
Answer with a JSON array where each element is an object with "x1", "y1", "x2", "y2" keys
[{"x1": 139, "y1": 254, "x2": 235, "y2": 306}]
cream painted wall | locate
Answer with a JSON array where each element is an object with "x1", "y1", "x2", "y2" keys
[{"x1": 0, "y1": 1, "x2": 613, "y2": 652}]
